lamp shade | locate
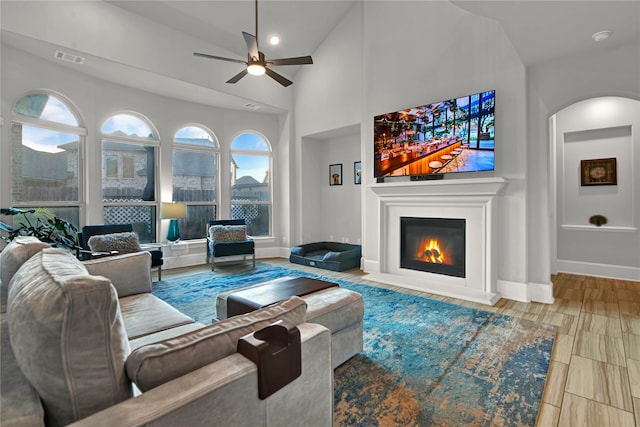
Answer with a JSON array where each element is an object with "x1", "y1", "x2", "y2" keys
[{"x1": 160, "y1": 202, "x2": 187, "y2": 219}]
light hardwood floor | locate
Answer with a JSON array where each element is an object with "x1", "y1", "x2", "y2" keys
[{"x1": 163, "y1": 261, "x2": 640, "y2": 427}]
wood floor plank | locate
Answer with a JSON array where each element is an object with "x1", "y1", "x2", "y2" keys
[
  {"x1": 558, "y1": 393, "x2": 635, "y2": 427},
  {"x1": 565, "y1": 355, "x2": 633, "y2": 411},
  {"x1": 573, "y1": 331, "x2": 626, "y2": 366},
  {"x1": 577, "y1": 312, "x2": 623, "y2": 337},
  {"x1": 543, "y1": 361, "x2": 568, "y2": 407},
  {"x1": 536, "y1": 402, "x2": 560, "y2": 427}
]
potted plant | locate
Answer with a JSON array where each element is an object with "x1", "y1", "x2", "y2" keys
[{"x1": 0, "y1": 208, "x2": 79, "y2": 252}]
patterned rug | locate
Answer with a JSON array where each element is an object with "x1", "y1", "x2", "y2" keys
[{"x1": 153, "y1": 262, "x2": 556, "y2": 426}]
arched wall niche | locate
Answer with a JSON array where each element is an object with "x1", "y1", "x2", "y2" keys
[{"x1": 550, "y1": 96, "x2": 640, "y2": 280}]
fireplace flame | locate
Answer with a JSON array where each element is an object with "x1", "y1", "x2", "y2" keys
[{"x1": 420, "y1": 239, "x2": 445, "y2": 264}]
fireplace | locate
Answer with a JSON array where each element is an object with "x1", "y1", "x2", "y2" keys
[
  {"x1": 366, "y1": 177, "x2": 508, "y2": 305},
  {"x1": 400, "y1": 217, "x2": 465, "y2": 278}
]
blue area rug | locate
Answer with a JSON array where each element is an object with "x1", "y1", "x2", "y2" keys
[{"x1": 153, "y1": 262, "x2": 555, "y2": 426}]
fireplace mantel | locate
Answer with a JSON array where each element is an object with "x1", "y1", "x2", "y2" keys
[
  {"x1": 369, "y1": 177, "x2": 507, "y2": 197},
  {"x1": 366, "y1": 177, "x2": 507, "y2": 305}
]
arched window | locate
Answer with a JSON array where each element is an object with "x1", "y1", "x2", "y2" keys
[
  {"x1": 10, "y1": 91, "x2": 86, "y2": 230},
  {"x1": 230, "y1": 132, "x2": 272, "y2": 237},
  {"x1": 172, "y1": 125, "x2": 218, "y2": 240},
  {"x1": 101, "y1": 112, "x2": 159, "y2": 243}
]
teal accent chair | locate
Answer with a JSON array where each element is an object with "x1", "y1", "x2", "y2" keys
[
  {"x1": 78, "y1": 224, "x2": 163, "y2": 280},
  {"x1": 206, "y1": 219, "x2": 255, "y2": 270}
]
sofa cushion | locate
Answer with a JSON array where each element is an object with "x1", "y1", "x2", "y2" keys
[
  {"x1": 126, "y1": 296, "x2": 307, "y2": 392},
  {"x1": 7, "y1": 248, "x2": 131, "y2": 426},
  {"x1": 88, "y1": 231, "x2": 141, "y2": 254},
  {"x1": 128, "y1": 322, "x2": 207, "y2": 352},
  {"x1": 83, "y1": 251, "x2": 152, "y2": 297},
  {"x1": 119, "y1": 293, "x2": 195, "y2": 340},
  {"x1": 209, "y1": 225, "x2": 247, "y2": 242},
  {"x1": 0, "y1": 236, "x2": 50, "y2": 313}
]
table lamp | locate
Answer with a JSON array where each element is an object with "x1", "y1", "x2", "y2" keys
[{"x1": 160, "y1": 202, "x2": 187, "y2": 243}]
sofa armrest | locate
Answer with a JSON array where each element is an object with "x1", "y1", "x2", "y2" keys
[
  {"x1": 67, "y1": 323, "x2": 332, "y2": 427},
  {"x1": 83, "y1": 252, "x2": 152, "y2": 297}
]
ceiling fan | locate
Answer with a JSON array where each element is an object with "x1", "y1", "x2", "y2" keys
[{"x1": 194, "y1": 0, "x2": 313, "y2": 87}]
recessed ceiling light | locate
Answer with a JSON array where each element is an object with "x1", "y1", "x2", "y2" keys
[
  {"x1": 592, "y1": 30, "x2": 612, "y2": 42},
  {"x1": 269, "y1": 34, "x2": 280, "y2": 46}
]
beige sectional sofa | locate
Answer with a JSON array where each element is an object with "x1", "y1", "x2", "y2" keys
[{"x1": 0, "y1": 237, "x2": 333, "y2": 427}]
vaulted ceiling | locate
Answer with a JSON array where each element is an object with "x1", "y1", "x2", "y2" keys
[
  {"x1": 2, "y1": 1, "x2": 638, "y2": 112},
  {"x1": 106, "y1": 1, "x2": 357, "y2": 69}
]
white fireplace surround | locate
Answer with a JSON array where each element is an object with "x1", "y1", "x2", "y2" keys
[{"x1": 366, "y1": 177, "x2": 507, "y2": 305}]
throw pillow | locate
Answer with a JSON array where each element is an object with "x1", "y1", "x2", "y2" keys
[
  {"x1": 88, "y1": 232, "x2": 141, "y2": 254},
  {"x1": 126, "y1": 296, "x2": 307, "y2": 392},
  {"x1": 209, "y1": 225, "x2": 247, "y2": 242}
]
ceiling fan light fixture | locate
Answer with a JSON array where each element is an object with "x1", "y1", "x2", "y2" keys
[
  {"x1": 247, "y1": 63, "x2": 266, "y2": 76},
  {"x1": 193, "y1": 0, "x2": 311, "y2": 86},
  {"x1": 269, "y1": 34, "x2": 281, "y2": 45}
]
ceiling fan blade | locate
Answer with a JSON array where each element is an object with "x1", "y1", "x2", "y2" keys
[
  {"x1": 194, "y1": 52, "x2": 247, "y2": 64},
  {"x1": 267, "y1": 56, "x2": 314, "y2": 66},
  {"x1": 242, "y1": 31, "x2": 259, "y2": 61},
  {"x1": 226, "y1": 69, "x2": 249, "y2": 84},
  {"x1": 265, "y1": 67, "x2": 293, "y2": 87}
]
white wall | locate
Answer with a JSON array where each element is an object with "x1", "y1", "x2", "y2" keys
[
  {"x1": 292, "y1": 2, "x2": 363, "y2": 246},
  {"x1": 359, "y1": 2, "x2": 529, "y2": 288},
  {"x1": 301, "y1": 131, "x2": 362, "y2": 244},
  {"x1": 291, "y1": 0, "x2": 534, "y2": 294},
  {"x1": 1, "y1": 44, "x2": 282, "y2": 253},
  {"x1": 527, "y1": 39, "x2": 640, "y2": 283},
  {"x1": 553, "y1": 97, "x2": 640, "y2": 279}
]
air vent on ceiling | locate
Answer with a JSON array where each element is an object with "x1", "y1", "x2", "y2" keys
[
  {"x1": 243, "y1": 103, "x2": 261, "y2": 110},
  {"x1": 54, "y1": 50, "x2": 85, "y2": 65}
]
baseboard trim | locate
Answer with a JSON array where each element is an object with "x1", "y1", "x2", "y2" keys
[
  {"x1": 362, "y1": 259, "x2": 379, "y2": 273},
  {"x1": 497, "y1": 280, "x2": 554, "y2": 304},
  {"x1": 163, "y1": 247, "x2": 288, "y2": 271},
  {"x1": 556, "y1": 259, "x2": 640, "y2": 281}
]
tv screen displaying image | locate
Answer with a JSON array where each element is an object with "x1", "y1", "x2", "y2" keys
[{"x1": 374, "y1": 90, "x2": 495, "y2": 178}]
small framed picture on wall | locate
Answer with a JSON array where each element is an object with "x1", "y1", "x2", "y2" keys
[
  {"x1": 354, "y1": 161, "x2": 362, "y2": 184},
  {"x1": 580, "y1": 157, "x2": 617, "y2": 186},
  {"x1": 330, "y1": 164, "x2": 343, "y2": 186}
]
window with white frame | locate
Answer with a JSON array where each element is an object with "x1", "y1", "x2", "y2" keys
[
  {"x1": 101, "y1": 113, "x2": 159, "y2": 243},
  {"x1": 230, "y1": 132, "x2": 272, "y2": 237},
  {"x1": 10, "y1": 91, "x2": 85, "y2": 230},
  {"x1": 172, "y1": 125, "x2": 218, "y2": 240}
]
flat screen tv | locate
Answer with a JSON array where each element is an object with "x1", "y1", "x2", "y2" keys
[{"x1": 374, "y1": 90, "x2": 495, "y2": 178}]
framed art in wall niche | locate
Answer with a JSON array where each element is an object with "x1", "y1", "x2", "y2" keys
[
  {"x1": 354, "y1": 161, "x2": 362, "y2": 184},
  {"x1": 580, "y1": 157, "x2": 617, "y2": 186},
  {"x1": 330, "y1": 164, "x2": 343, "y2": 186}
]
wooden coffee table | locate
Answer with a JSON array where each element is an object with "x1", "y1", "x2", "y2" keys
[{"x1": 225, "y1": 276, "x2": 339, "y2": 317}]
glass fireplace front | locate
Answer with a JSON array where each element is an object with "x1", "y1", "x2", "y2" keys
[{"x1": 400, "y1": 217, "x2": 466, "y2": 278}]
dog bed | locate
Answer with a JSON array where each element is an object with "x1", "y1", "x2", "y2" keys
[{"x1": 289, "y1": 242, "x2": 361, "y2": 272}]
